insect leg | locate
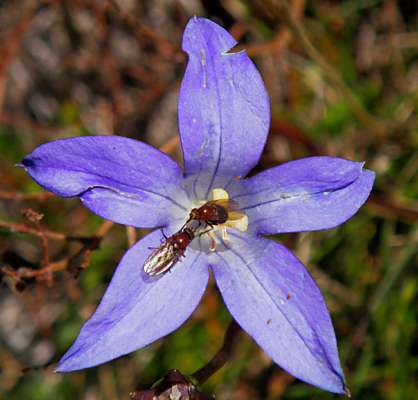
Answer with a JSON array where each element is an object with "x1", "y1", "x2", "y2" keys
[
  {"x1": 221, "y1": 226, "x2": 229, "y2": 242},
  {"x1": 196, "y1": 223, "x2": 219, "y2": 251},
  {"x1": 159, "y1": 228, "x2": 168, "y2": 243},
  {"x1": 198, "y1": 227, "x2": 214, "y2": 236},
  {"x1": 198, "y1": 222, "x2": 215, "y2": 237},
  {"x1": 207, "y1": 231, "x2": 217, "y2": 252}
]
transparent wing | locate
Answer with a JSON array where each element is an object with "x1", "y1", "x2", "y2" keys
[
  {"x1": 227, "y1": 210, "x2": 247, "y2": 221},
  {"x1": 143, "y1": 244, "x2": 177, "y2": 276},
  {"x1": 209, "y1": 199, "x2": 246, "y2": 221}
]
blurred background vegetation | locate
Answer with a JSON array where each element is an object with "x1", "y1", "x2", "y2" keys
[{"x1": 0, "y1": 0, "x2": 417, "y2": 399}]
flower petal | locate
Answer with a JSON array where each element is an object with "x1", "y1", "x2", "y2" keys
[
  {"x1": 56, "y1": 230, "x2": 209, "y2": 372},
  {"x1": 212, "y1": 233, "x2": 346, "y2": 393},
  {"x1": 179, "y1": 17, "x2": 270, "y2": 199},
  {"x1": 230, "y1": 157, "x2": 374, "y2": 234},
  {"x1": 21, "y1": 136, "x2": 187, "y2": 228}
]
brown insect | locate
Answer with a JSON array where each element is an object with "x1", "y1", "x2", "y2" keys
[
  {"x1": 188, "y1": 199, "x2": 244, "y2": 228},
  {"x1": 184, "y1": 199, "x2": 246, "y2": 251},
  {"x1": 143, "y1": 226, "x2": 195, "y2": 276}
]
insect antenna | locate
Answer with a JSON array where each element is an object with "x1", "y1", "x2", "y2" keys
[{"x1": 160, "y1": 228, "x2": 168, "y2": 241}]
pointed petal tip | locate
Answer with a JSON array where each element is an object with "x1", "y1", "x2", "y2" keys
[
  {"x1": 17, "y1": 157, "x2": 34, "y2": 169},
  {"x1": 54, "y1": 354, "x2": 90, "y2": 373},
  {"x1": 182, "y1": 16, "x2": 237, "y2": 54},
  {"x1": 358, "y1": 161, "x2": 376, "y2": 181},
  {"x1": 54, "y1": 365, "x2": 82, "y2": 373},
  {"x1": 358, "y1": 161, "x2": 377, "y2": 185},
  {"x1": 366, "y1": 167, "x2": 376, "y2": 179},
  {"x1": 54, "y1": 363, "x2": 69, "y2": 373},
  {"x1": 51, "y1": 231, "x2": 210, "y2": 375},
  {"x1": 19, "y1": 136, "x2": 184, "y2": 227},
  {"x1": 213, "y1": 235, "x2": 349, "y2": 394},
  {"x1": 311, "y1": 370, "x2": 346, "y2": 395},
  {"x1": 333, "y1": 374, "x2": 349, "y2": 395},
  {"x1": 54, "y1": 355, "x2": 75, "y2": 373}
]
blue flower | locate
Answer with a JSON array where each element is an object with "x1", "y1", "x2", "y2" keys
[{"x1": 21, "y1": 17, "x2": 374, "y2": 394}]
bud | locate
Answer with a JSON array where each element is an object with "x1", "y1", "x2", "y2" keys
[{"x1": 129, "y1": 369, "x2": 214, "y2": 400}]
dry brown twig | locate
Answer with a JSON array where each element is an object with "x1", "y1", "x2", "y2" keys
[
  {"x1": 0, "y1": 190, "x2": 53, "y2": 201},
  {"x1": 21, "y1": 208, "x2": 51, "y2": 283},
  {"x1": 0, "y1": 218, "x2": 66, "y2": 241},
  {"x1": 0, "y1": 218, "x2": 111, "y2": 291},
  {"x1": 126, "y1": 226, "x2": 137, "y2": 248}
]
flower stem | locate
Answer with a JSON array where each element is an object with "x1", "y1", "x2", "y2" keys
[{"x1": 192, "y1": 319, "x2": 242, "y2": 385}]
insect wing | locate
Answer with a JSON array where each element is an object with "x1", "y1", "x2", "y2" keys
[
  {"x1": 226, "y1": 210, "x2": 246, "y2": 221},
  {"x1": 143, "y1": 242, "x2": 177, "y2": 276},
  {"x1": 206, "y1": 199, "x2": 231, "y2": 208},
  {"x1": 210, "y1": 199, "x2": 245, "y2": 221}
]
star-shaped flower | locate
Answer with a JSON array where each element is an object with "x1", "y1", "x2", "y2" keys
[{"x1": 21, "y1": 17, "x2": 374, "y2": 394}]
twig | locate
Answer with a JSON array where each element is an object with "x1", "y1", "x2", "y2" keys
[
  {"x1": 95, "y1": 220, "x2": 114, "y2": 238},
  {"x1": 2, "y1": 259, "x2": 68, "y2": 280},
  {"x1": 367, "y1": 194, "x2": 418, "y2": 224},
  {"x1": 192, "y1": 320, "x2": 242, "y2": 385},
  {"x1": 22, "y1": 208, "x2": 51, "y2": 283},
  {"x1": 270, "y1": 117, "x2": 320, "y2": 153},
  {"x1": 0, "y1": 190, "x2": 53, "y2": 201},
  {"x1": 159, "y1": 136, "x2": 179, "y2": 154},
  {"x1": 126, "y1": 226, "x2": 137, "y2": 247},
  {"x1": 1, "y1": 233, "x2": 103, "y2": 288},
  {"x1": 0, "y1": 218, "x2": 66, "y2": 240}
]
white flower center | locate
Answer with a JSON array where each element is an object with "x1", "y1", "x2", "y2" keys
[{"x1": 192, "y1": 187, "x2": 248, "y2": 252}]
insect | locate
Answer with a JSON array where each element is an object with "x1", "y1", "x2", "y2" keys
[
  {"x1": 188, "y1": 199, "x2": 244, "y2": 228},
  {"x1": 143, "y1": 226, "x2": 195, "y2": 276},
  {"x1": 185, "y1": 199, "x2": 246, "y2": 251}
]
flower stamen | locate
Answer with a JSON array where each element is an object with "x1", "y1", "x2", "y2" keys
[{"x1": 189, "y1": 188, "x2": 247, "y2": 252}]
